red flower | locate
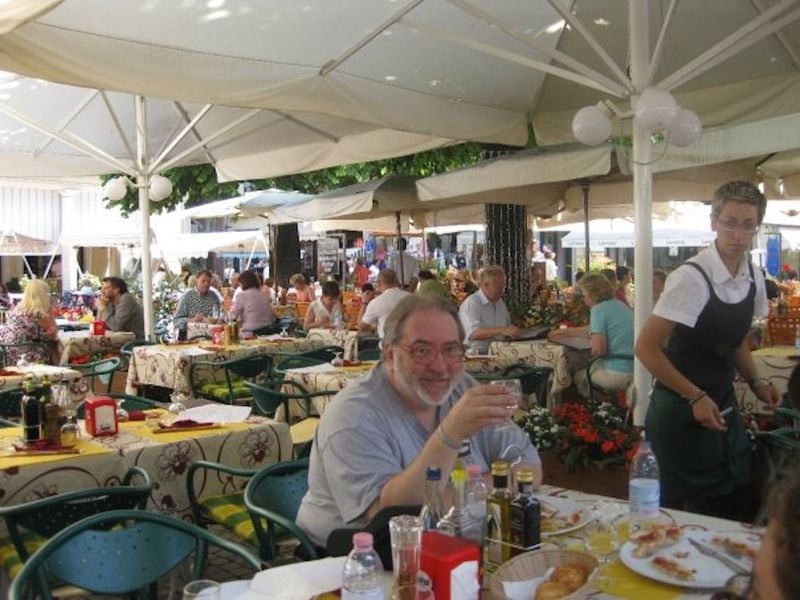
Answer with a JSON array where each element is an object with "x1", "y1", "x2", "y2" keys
[{"x1": 601, "y1": 440, "x2": 616, "y2": 454}]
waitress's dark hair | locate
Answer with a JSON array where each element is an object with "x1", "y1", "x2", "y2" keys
[{"x1": 711, "y1": 180, "x2": 767, "y2": 224}]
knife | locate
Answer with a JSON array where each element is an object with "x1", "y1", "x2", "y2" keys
[{"x1": 688, "y1": 538, "x2": 749, "y2": 575}]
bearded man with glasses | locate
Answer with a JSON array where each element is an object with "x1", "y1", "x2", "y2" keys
[
  {"x1": 636, "y1": 180, "x2": 781, "y2": 522},
  {"x1": 297, "y1": 294, "x2": 541, "y2": 550}
]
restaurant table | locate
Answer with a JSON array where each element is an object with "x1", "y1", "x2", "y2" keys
[
  {"x1": 56, "y1": 329, "x2": 136, "y2": 364},
  {"x1": 279, "y1": 361, "x2": 378, "y2": 420},
  {"x1": 489, "y1": 339, "x2": 590, "y2": 402},
  {"x1": 0, "y1": 413, "x2": 292, "y2": 519},
  {"x1": 733, "y1": 345, "x2": 795, "y2": 414},
  {"x1": 230, "y1": 485, "x2": 759, "y2": 600},
  {"x1": 0, "y1": 364, "x2": 87, "y2": 406},
  {"x1": 305, "y1": 327, "x2": 361, "y2": 361},
  {"x1": 125, "y1": 337, "x2": 326, "y2": 399}
]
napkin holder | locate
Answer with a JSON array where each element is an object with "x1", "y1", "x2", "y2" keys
[
  {"x1": 421, "y1": 531, "x2": 480, "y2": 600},
  {"x1": 85, "y1": 396, "x2": 118, "y2": 436},
  {"x1": 91, "y1": 320, "x2": 106, "y2": 336}
]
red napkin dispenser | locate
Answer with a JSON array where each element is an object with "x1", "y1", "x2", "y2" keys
[
  {"x1": 85, "y1": 396, "x2": 118, "y2": 436},
  {"x1": 91, "y1": 320, "x2": 106, "y2": 336},
  {"x1": 421, "y1": 531, "x2": 480, "y2": 600}
]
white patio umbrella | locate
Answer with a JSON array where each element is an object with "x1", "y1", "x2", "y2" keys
[{"x1": 0, "y1": 1, "x2": 798, "y2": 399}]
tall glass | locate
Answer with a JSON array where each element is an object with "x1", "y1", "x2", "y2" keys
[
  {"x1": 389, "y1": 515, "x2": 423, "y2": 589},
  {"x1": 490, "y1": 379, "x2": 524, "y2": 466},
  {"x1": 183, "y1": 580, "x2": 220, "y2": 599}
]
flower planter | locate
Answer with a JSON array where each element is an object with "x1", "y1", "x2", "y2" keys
[{"x1": 540, "y1": 451, "x2": 629, "y2": 500}]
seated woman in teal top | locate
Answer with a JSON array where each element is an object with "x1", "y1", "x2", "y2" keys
[{"x1": 569, "y1": 273, "x2": 634, "y2": 395}]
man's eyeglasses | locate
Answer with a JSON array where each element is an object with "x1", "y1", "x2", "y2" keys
[
  {"x1": 716, "y1": 218, "x2": 759, "y2": 235},
  {"x1": 396, "y1": 342, "x2": 466, "y2": 365}
]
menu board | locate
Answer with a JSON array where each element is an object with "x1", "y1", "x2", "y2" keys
[{"x1": 317, "y1": 237, "x2": 340, "y2": 277}]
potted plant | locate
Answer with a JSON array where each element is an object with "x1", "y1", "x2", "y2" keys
[{"x1": 521, "y1": 393, "x2": 638, "y2": 499}]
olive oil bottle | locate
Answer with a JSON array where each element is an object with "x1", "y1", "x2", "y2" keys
[
  {"x1": 509, "y1": 467, "x2": 540, "y2": 555},
  {"x1": 485, "y1": 460, "x2": 512, "y2": 570}
]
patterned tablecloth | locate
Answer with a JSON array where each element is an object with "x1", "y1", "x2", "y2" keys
[
  {"x1": 734, "y1": 345, "x2": 796, "y2": 414},
  {"x1": 489, "y1": 340, "x2": 590, "y2": 398},
  {"x1": 280, "y1": 361, "x2": 377, "y2": 419},
  {"x1": 0, "y1": 415, "x2": 292, "y2": 519},
  {"x1": 125, "y1": 337, "x2": 326, "y2": 398},
  {"x1": 305, "y1": 328, "x2": 361, "y2": 361},
  {"x1": 0, "y1": 364, "x2": 87, "y2": 407},
  {"x1": 56, "y1": 330, "x2": 136, "y2": 364}
]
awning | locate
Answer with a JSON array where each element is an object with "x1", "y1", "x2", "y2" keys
[
  {"x1": 158, "y1": 230, "x2": 267, "y2": 259},
  {"x1": 559, "y1": 219, "x2": 714, "y2": 250}
]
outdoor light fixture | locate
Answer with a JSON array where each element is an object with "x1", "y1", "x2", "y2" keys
[
  {"x1": 102, "y1": 174, "x2": 173, "y2": 202},
  {"x1": 571, "y1": 87, "x2": 702, "y2": 149}
]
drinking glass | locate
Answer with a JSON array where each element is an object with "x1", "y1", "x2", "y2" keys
[
  {"x1": 389, "y1": 515, "x2": 422, "y2": 589},
  {"x1": 392, "y1": 572, "x2": 435, "y2": 600},
  {"x1": 169, "y1": 391, "x2": 188, "y2": 415},
  {"x1": 490, "y1": 379, "x2": 524, "y2": 465},
  {"x1": 183, "y1": 579, "x2": 220, "y2": 600},
  {"x1": 585, "y1": 512, "x2": 620, "y2": 564}
]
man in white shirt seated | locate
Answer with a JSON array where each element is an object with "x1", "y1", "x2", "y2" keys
[
  {"x1": 358, "y1": 269, "x2": 409, "y2": 339},
  {"x1": 459, "y1": 265, "x2": 520, "y2": 353}
]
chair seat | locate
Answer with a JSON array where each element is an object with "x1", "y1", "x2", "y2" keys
[
  {"x1": 0, "y1": 532, "x2": 46, "y2": 579},
  {"x1": 200, "y1": 492, "x2": 289, "y2": 547},
  {"x1": 198, "y1": 381, "x2": 252, "y2": 402}
]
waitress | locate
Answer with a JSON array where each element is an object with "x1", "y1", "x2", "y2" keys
[{"x1": 636, "y1": 181, "x2": 780, "y2": 521}]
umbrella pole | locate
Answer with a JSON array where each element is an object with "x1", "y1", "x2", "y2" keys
[
  {"x1": 136, "y1": 96, "x2": 155, "y2": 341},
  {"x1": 395, "y1": 210, "x2": 404, "y2": 286},
  {"x1": 581, "y1": 180, "x2": 590, "y2": 272}
]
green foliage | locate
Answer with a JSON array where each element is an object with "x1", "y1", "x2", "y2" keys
[{"x1": 101, "y1": 143, "x2": 484, "y2": 216}]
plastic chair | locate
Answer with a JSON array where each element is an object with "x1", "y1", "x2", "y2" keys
[
  {"x1": 244, "y1": 380, "x2": 337, "y2": 421},
  {"x1": 245, "y1": 458, "x2": 318, "y2": 562},
  {"x1": 585, "y1": 354, "x2": 634, "y2": 403},
  {"x1": 189, "y1": 353, "x2": 273, "y2": 404},
  {"x1": 8, "y1": 509, "x2": 261, "y2": 600},
  {"x1": 0, "y1": 467, "x2": 152, "y2": 582},
  {"x1": 299, "y1": 345, "x2": 344, "y2": 363},
  {"x1": 69, "y1": 356, "x2": 122, "y2": 394},
  {"x1": 0, "y1": 342, "x2": 50, "y2": 367}
]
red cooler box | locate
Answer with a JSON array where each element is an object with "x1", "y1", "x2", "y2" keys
[{"x1": 421, "y1": 531, "x2": 480, "y2": 600}]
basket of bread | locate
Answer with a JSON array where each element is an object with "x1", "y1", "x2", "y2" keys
[{"x1": 489, "y1": 549, "x2": 598, "y2": 599}]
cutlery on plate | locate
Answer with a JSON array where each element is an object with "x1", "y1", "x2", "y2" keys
[{"x1": 688, "y1": 538, "x2": 749, "y2": 575}]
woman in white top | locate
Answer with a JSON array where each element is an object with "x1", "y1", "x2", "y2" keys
[{"x1": 304, "y1": 280, "x2": 344, "y2": 329}]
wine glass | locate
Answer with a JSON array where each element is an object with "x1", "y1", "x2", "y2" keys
[
  {"x1": 585, "y1": 509, "x2": 620, "y2": 564},
  {"x1": 169, "y1": 390, "x2": 188, "y2": 415},
  {"x1": 490, "y1": 378, "x2": 524, "y2": 466}
]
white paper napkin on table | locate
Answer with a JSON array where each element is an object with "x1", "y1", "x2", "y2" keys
[{"x1": 240, "y1": 556, "x2": 346, "y2": 599}]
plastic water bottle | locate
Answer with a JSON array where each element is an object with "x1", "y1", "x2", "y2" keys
[
  {"x1": 419, "y1": 467, "x2": 445, "y2": 531},
  {"x1": 341, "y1": 532, "x2": 385, "y2": 600},
  {"x1": 465, "y1": 463, "x2": 488, "y2": 543},
  {"x1": 629, "y1": 440, "x2": 660, "y2": 527}
]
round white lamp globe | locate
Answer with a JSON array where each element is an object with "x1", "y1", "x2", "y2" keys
[
  {"x1": 103, "y1": 177, "x2": 128, "y2": 201},
  {"x1": 572, "y1": 106, "x2": 612, "y2": 146},
  {"x1": 634, "y1": 88, "x2": 679, "y2": 133},
  {"x1": 149, "y1": 175, "x2": 173, "y2": 202},
  {"x1": 667, "y1": 108, "x2": 702, "y2": 147}
]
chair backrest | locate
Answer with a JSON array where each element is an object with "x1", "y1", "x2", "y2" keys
[
  {"x1": 244, "y1": 459, "x2": 317, "y2": 561},
  {"x1": 71, "y1": 357, "x2": 122, "y2": 394},
  {"x1": 0, "y1": 387, "x2": 27, "y2": 420},
  {"x1": 357, "y1": 347, "x2": 381, "y2": 361},
  {"x1": 252, "y1": 323, "x2": 283, "y2": 336},
  {"x1": 227, "y1": 353, "x2": 273, "y2": 380},
  {"x1": 119, "y1": 339, "x2": 156, "y2": 357},
  {"x1": 243, "y1": 381, "x2": 289, "y2": 419},
  {"x1": 300, "y1": 345, "x2": 344, "y2": 363},
  {"x1": 0, "y1": 467, "x2": 152, "y2": 563},
  {"x1": 275, "y1": 355, "x2": 325, "y2": 374},
  {"x1": 9, "y1": 509, "x2": 261, "y2": 600}
]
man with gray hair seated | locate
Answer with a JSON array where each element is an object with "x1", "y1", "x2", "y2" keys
[
  {"x1": 458, "y1": 265, "x2": 520, "y2": 353},
  {"x1": 358, "y1": 268, "x2": 409, "y2": 339},
  {"x1": 297, "y1": 294, "x2": 541, "y2": 549}
]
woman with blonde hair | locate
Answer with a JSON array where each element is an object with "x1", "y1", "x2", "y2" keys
[{"x1": 0, "y1": 279, "x2": 58, "y2": 364}]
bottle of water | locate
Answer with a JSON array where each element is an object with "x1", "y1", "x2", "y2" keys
[
  {"x1": 629, "y1": 440, "x2": 660, "y2": 528},
  {"x1": 341, "y1": 532, "x2": 385, "y2": 600},
  {"x1": 465, "y1": 463, "x2": 488, "y2": 543},
  {"x1": 419, "y1": 467, "x2": 445, "y2": 531}
]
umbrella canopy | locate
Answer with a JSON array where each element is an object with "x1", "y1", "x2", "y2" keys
[{"x1": 558, "y1": 218, "x2": 714, "y2": 250}]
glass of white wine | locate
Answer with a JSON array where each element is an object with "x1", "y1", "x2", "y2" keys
[
  {"x1": 490, "y1": 378, "x2": 524, "y2": 465},
  {"x1": 585, "y1": 511, "x2": 620, "y2": 564}
]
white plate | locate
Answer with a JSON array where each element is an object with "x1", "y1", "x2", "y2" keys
[
  {"x1": 619, "y1": 530, "x2": 761, "y2": 589},
  {"x1": 535, "y1": 495, "x2": 590, "y2": 537}
]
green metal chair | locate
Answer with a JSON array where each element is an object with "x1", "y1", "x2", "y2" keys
[
  {"x1": 245, "y1": 459, "x2": 318, "y2": 562},
  {"x1": 274, "y1": 355, "x2": 326, "y2": 375},
  {"x1": 69, "y1": 356, "x2": 123, "y2": 394},
  {"x1": 8, "y1": 509, "x2": 261, "y2": 600},
  {"x1": 189, "y1": 353, "x2": 273, "y2": 404},
  {"x1": 244, "y1": 380, "x2": 337, "y2": 421},
  {"x1": 119, "y1": 339, "x2": 157, "y2": 370},
  {"x1": 300, "y1": 345, "x2": 344, "y2": 363},
  {"x1": 585, "y1": 354, "x2": 634, "y2": 403},
  {"x1": 0, "y1": 387, "x2": 29, "y2": 422},
  {"x1": 187, "y1": 458, "x2": 311, "y2": 562},
  {"x1": 252, "y1": 323, "x2": 283, "y2": 336},
  {"x1": 0, "y1": 467, "x2": 152, "y2": 583},
  {"x1": 357, "y1": 347, "x2": 381, "y2": 361}
]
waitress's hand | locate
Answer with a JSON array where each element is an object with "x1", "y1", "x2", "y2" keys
[{"x1": 692, "y1": 395, "x2": 727, "y2": 431}]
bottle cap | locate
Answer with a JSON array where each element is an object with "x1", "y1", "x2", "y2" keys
[
  {"x1": 451, "y1": 469, "x2": 466, "y2": 484},
  {"x1": 491, "y1": 460, "x2": 510, "y2": 475},
  {"x1": 466, "y1": 464, "x2": 481, "y2": 478},
  {"x1": 352, "y1": 532, "x2": 373, "y2": 549},
  {"x1": 516, "y1": 468, "x2": 534, "y2": 483},
  {"x1": 425, "y1": 466, "x2": 442, "y2": 480}
]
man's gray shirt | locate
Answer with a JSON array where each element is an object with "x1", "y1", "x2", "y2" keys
[
  {"x1": 99, "y1": 292, "x2": 144, "y2": 338},
  {"x1": 296, "y1": 364, "x2": 539, "y2": 547}
]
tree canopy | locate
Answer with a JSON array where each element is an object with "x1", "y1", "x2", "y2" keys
[{"x1": 101, "y1": 143, "x2": 485, "y2": 216}]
